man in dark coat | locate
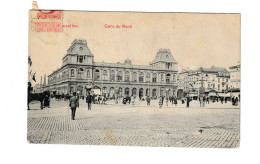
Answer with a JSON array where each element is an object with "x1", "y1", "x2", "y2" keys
[
  {"x1": 69, "y1": 92, "x2": 79, "y2": 120},
  {"x1": 86, "y1": 92, "x2": 93, "y2": 110},
  {"x1": 186, "y1": 97, "x2": 190, "y2": 108}
]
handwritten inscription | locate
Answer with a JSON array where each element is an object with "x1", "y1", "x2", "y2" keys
[{"x1": 104, "y1": 24, "x2": 132, "y2": 29}]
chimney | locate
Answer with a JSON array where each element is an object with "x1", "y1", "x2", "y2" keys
[{"x1": 44, "y1": 74, "x2": 46, "y2": 86}]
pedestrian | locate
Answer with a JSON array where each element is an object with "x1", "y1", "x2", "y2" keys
[
  {"x1": 132, "y1": 96, "x2": 136, "y2": 105},
  {"x1": 146, "y1": 96, "x2": 151, "y2": 106},
  {"x1": 186, "y1": 97, "x2": 190, "y2": 108},
  {"x1": 86, "y1": 92, "x2": 93, "y2": 110},
  {"x1": 69, "y1": 92, "x2": 79, "y2": 120},
  {"x1": 207, "y1": 97, "x2": 209, "y2": 104},
  {"x1": 166, "y1": 97, "x2": 169, "y2": 106},
  {"x1": 174, "y1": 97, "x2": 178, "y2": 106},
  {"x1": 43, "y1": 93, "x2": 50, "y2": 108},
  {"x1": 159, "y1": 96, "x2": 163, "y2": 108},
  {"x1": 181, "y1": 98, "x2": 185, "y2": 104},
  {"x1": 98, "y1": 95, "x2": 102, "y2": 104}
]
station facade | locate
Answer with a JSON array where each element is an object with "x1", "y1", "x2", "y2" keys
[{"x1": 48, "y1": 39, "x2": 179, "y2": 98}]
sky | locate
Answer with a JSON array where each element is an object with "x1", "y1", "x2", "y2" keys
[{"x1": 29, "y1": 11, "x2": 240, "y2": 84}]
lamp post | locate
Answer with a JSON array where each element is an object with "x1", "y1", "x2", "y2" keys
[{"x1": 198, "y1": 73, "x2": 208, "y2": 107}]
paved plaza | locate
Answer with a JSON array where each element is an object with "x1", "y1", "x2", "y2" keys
[{"x1": 27, "y1": 99, "x2": 240, "y2": 148}]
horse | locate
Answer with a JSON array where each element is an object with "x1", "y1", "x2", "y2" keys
[{"x1": 28, "y1": 91, "x2": 50, "y2": 110}]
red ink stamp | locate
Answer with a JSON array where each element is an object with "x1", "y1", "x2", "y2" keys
[
  {"x1": 31, "y1": 10, "x2": 63, "y2": 32},
  {"x1": 36, "y1": 10, "x2": 62, "y2": 19},
  {"x1": 32, "y1": 22, "x2": 62, "y2": 32}
]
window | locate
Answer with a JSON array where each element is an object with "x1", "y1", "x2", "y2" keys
[
  {"x1": 117, "y1": 71, "x2": 123, "y2": 81},
  {"x1": 218, "y1": 84, "x2": 220, "y2": 90},
  {"x1": 125, "y1": 71, "x2": 130, "y2": 82},
  {"x1": 87, "y1": 70, "x2": 90, "y2": 78},
  {"x1": 139, "y1": 72, "x2": 144, "y2": 82},
  {"x1": 146, "y1": 73, "x2": 151, "y2": 82},
  {"x1": 78, "y1": 68, "x2": 84, "y2": 79},
  {"x1": 152, "y1": 73, "x2": 157, "y2": 82},
  {"x1": 78, "y1": 56, "x2": 83, "y2": 63},
  {"x1": 71, "y1": 69, "x2": 75, "y2": 77},
  {"x1": 133, "y1": 72, "x2": 137, "y2": 82},
  {"x1": 94, "y1": 69, "x2": 100, "y2": 80},
  {"x1": 161, "y1": 74, "x2": 164, "y2": 82},
  {"x1": 103, "y1": 70, "x2": 108, "y2": 80},
  {"x1": 110, "y1": 70, "x2": 115, "y2": 81},
  {"x1": 166, "y1": 73, "x2": 170, "y2": 83}
]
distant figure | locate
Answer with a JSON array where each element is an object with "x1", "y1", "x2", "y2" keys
[
  {"x1": 132, "y1": 96, "x2": 136, "y2": 105},
  {"x1": 159, "y1": 96, "x2": 163, "y2": 108},
  {"x1": 221, "y1": 97, "x2": 224, "y2": 104},
  {"x1": 86, "y1": 92, "x2": 93, "y2": 110},
  {"x1": 166, "y1": 97, "x2": 169, "y2": 106},
  {"x1": 69, "y1": 92, "x2": 79, "y2": 120},
  {"x1": 181, "y1": 98, "x2": 185, "y2": 104},
  {"x1": 98, "y1": 95, "x2": 102, "y2": 104},
  {"x1": 207, "y1": 97, "x2": 209, "y2": 104},
  {"x1": 43, "y1": 93, "x2": 50, "y2": 108},
  {"x1": 174, "y1": 97, "x2": 178, "y2": 106},
  {"x1": 186, "y1": 97, "x2": 190, "y2": 108},
  {"x1": 146, "y1": 96, "x2": 151, "y2": 106}
]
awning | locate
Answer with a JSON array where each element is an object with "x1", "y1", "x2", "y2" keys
[
  {"x1": 188, "y1": 93, "x2": 198, "y2": 97},
  {"x1": 208, "y1": 92, "x2": 218, "y2": 97},
  {"x1": 217, "y1": 93, "x2": 230, "y2": 97}
]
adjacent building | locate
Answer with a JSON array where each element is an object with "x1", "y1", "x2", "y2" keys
[
  {"x1": 229, "y1": 64, "x2": 240, "y2": 90},
  {"x1": 177, "y1": 66, "x2": 230, "y2": 98},
  {"x1": 48, "y1": 39, "x2": 179, "y2": 98}
]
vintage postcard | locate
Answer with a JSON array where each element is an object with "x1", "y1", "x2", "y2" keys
[{"x1": 28, "y1": 2, "x2": 240, "y2": 148}]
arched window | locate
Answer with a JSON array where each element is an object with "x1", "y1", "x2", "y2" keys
[
  {"x1": 125, "y1": 71, "x2": 130, "y2": 82},
  {"x1": 117, "y1": 71, "x2": 123, "y2": 81},
  {"x1": 132, "y1": 88, "x2": 137, "y2": 96},
  {"x1": 87, "y1": 70, "x2": 90, "y2": 78},
  {"x1": 94, "y1": 69, "x2": 100, "y2": 80},
  {"x1": 152, "y1": 89, "x2": 157, "y2": 97},
  {"x1": 161, "y1": 74, "x2": 164, "y2": 82},
  {"x1": 132, "y1": 72, "x2": 137, "y2": 82},
  {"x1": 110, "y1": 70, "x2": 115, "y2": 81},
  {"x1": 173, "y1": 75, "x2": 177, "y2": 82},
  {"x1": 166, "y1": 73, "x2": 171, "y2": 83},
  {"x1": 125, "y1": 88, "x2": 130, "y2": 96},
  {"x1": 146, "y1": 73, "x2": 151, "y2": 82},
  {"x1": 139, "y1": 72, "x2": 144, "y2": 82},
  {"x1": 152, "y1": 73, "x2": 157, "y2": 83},
  {"x1": 103, "y1": 70, "x2": 108, "y2": 80},
  {"x1": 71, "y1": 69, "x2": 75, "y2": 77},
  {"x1": 78, "y1": 68, "x2": 84, "y2": 79}
]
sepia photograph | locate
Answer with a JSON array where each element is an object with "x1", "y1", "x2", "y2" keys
[{"x1": 27, "y1": 3, "x2": 240, "y2": 148}]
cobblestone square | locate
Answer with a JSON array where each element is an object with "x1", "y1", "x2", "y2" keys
[{"x1": 27, "y1": 99, "x2": 240, "y2": 148}]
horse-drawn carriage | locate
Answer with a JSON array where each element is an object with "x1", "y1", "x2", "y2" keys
[{"x1": 27, "y1": 82, "x2": 50, "y2": 110}]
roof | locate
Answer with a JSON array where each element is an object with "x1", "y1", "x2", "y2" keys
[
  {"x1": 198, "y1": 66, "x2": 228, "y2": 73},
  {"x1": 151, "y1": 48, "x2": 177, "y2": 64},
  {"x1": 63, "y1": 39, "x2": 93, "y2": 59},
  {"x1": 229, "y1": 64, "x2": 240, "y2": 69}
]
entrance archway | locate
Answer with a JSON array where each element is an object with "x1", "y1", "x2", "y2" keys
[
  {"x1": 125, "y1": 88, "x2": 130, "y2": 96},
  {"x1": 152, "y1": 89, "x2": 157, "y2": 98},
  {"x1": 139, "y1": 88, "x2": 143, "y2": 99},
  {"x1": 146, "y1": 88, "x2": 150, "y2": 96},
  {"x1": 132, "y1": 88, "x2": 137, "y2": 97}
]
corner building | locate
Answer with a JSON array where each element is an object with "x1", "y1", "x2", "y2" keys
[{"x1": 48, "y1": 39, "x2": 178, "y2": 99}]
